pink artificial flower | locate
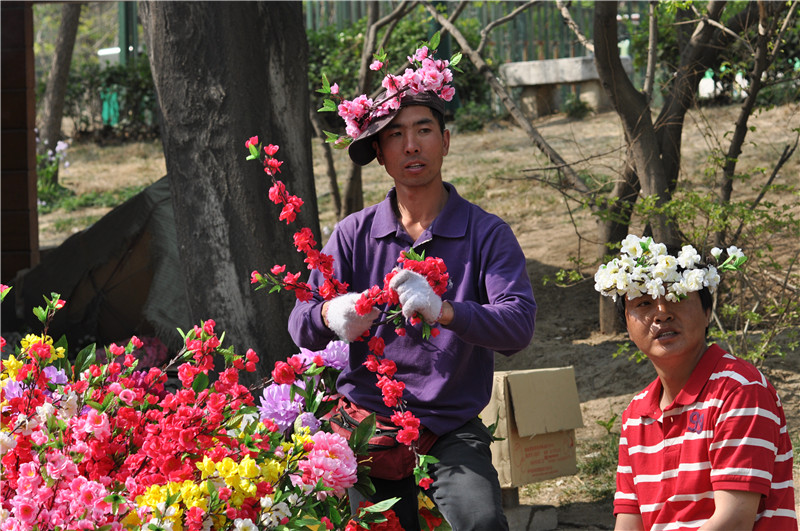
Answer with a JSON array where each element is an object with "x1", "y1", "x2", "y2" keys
[
  {"x1": 250, "y1": 270, "x2": 262, "y2": 284},
  {"x1": 130, "y1": 335, "x2": 144, "y2": 349},
  {"x1": 297, "y1": 431, "x2": 358, "y2": 497},
  {"x1": 245, "y1": 136, "x2": 258, "y2": 149},
  {"x1": 54, "y1": 299, "x2": 66, "y2": 309},
  {"x1": 268, "y1": 180, "x2": 286, "y2": 204},
  {"x1": 264, "y1": 144, "x2": 280, "y2": 156},
  {"x1": 109, "y1": 343, "x2": 125, "y2": 357},
  {"x1": 271, "y1": 264, "x2": 286, "y2": 275},
  {"x1": 331, "y1": 83, "x2": 339, "y2": 95},
  {"x1": 118, "y1": 388, "x2": 135, "y2": 406},
  {"x1": 84, "y1": 409, "x2": 111, "y2": 441},
  {"x1": 369, "y1": 60, "x2": 384, "y2": 71}
]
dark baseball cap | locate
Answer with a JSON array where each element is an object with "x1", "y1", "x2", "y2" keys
[{"x1": 348, "y1": 91, "x2": 446, "y2": 166}]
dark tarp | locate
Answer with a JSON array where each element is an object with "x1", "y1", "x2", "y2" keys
[{"x1": 5, "y1": 176, "x2": 190, "y2": 353}]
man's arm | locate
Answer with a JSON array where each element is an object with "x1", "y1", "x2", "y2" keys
[
  {"x1": 614, "y1": 513, "x2": 644, "y2": 531},
  {"x1": 698, "y1": 490, "x2": 760, "y2": 531}
]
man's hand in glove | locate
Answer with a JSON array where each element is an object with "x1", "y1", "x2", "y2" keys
[
  {"x1": 389, "y1": 269, "x2": 443, "y2": 324},
  {"x1": 323, "y1": 293, "x2": 380, "y2": 343}
]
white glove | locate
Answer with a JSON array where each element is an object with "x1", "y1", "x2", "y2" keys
[
  {"x1": 325, "y1": 293, "x2": 380, "y2": 343},
  {"x1": 389, "y1": 269, "x2": 442, "y2": 324}
]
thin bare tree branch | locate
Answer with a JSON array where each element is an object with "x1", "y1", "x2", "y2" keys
[
  {"x1": 643, "y1": 1, "x2": 658, "y2": 100},
  {"x1": 768, "y1": 0, "x2": 799, "y2": 65},
  {"x1": 555, "y1": 0, "x2": 594, "y2": 54},
  {"x1": 477, "y1": 1, "x2": 542, "y2": 56},
  {"x1": 731, "y1": 133, "x2": 799, "y2": 244}
]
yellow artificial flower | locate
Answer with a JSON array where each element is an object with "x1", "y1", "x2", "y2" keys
[
  {"x1": 1, "y1": 354, "x2": 23, "y2": 381},
  {"x1": 238, "y1": 456, "x2": 260, "y2": 479},
  {"x1": 197, "y1": 455, "x2": 216, "y2": 479},
  {"x1": 261, "y1": 459, "x2": 284, "y2": 484},
  {"x1": 216, "y1": 457, "x2": 238, "y2": 479}
]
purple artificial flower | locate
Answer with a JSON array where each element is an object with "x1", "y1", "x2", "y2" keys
[
  {"x1": 294, "y1": 412, "x2": 322, "y2": 434},
  {"x1": 43, "y1": 366, "x2": 68, "y2": 385},
  {"x1": 298, "y1": 341, "x2": 349, "y2": 371},
  {"x1": 258, "y1": 382, "x2": 304, "y2": 434}
]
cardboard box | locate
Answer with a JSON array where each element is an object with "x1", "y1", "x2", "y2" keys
[{"x1": 481, "y1": 367, "x2": 584, "y2": 488}]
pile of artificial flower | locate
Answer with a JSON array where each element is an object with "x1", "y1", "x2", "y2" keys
[
  {"x1": 0, "y1": 286, "x2": 407, "y2": 530},
  {"x1": 594, "y1": 234, "x2": 747, "y2": 302}
]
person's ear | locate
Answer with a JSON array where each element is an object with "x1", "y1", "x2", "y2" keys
[
  {"x1": 442, "y1": 129, "x2": 450, "y2": 156},
  {"x1": 373, "y1": 139, "x2": 385, "y2": 166}
]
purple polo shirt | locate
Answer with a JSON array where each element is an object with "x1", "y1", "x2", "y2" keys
[{"x1": 288, "y1": 183, "x2": 536, "y2": 435}]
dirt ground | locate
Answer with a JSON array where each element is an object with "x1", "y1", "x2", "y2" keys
[{"x1": 44, "y1": 102, "x2": 800, "y2": 529}]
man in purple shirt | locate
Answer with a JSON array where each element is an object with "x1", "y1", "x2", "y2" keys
[{"x1": 288, "y1": 90, "x2": 536, "y2": 530}]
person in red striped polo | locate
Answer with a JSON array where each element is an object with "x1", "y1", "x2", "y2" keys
[{"x1": 594, "y1": 236, "x2": 796, "y2": 531}]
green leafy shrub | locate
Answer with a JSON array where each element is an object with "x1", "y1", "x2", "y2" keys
[
  {"x1": 564, "y1": 93, "x2": 592, "y2": 120},
  {"x1": 453, "y1": 101, "x2": 495, "y2": 132}
]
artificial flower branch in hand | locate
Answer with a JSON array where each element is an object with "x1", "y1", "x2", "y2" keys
[
  {"x1": 245, "y1": 138, "x2": 447, "y2": 490},
  {"x1": 317, "y1": 32, "x2": 461, "y2": 148}
]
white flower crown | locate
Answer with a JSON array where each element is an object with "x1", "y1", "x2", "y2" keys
[{"x1": 594, "y1": 235, "x2": 747, "y2": 302}]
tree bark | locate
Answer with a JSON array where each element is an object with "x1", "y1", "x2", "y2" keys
[
  {"x1": 39, "y1": 2, "x2": 82, "y2": 185},
  {"x1": 594, "y1": 1, "x2": 678, "y2": 247},
  {"x1": 140, "y1": 1, "x2": 318, "y2": 386}
]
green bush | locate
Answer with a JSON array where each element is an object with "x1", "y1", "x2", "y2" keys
[
  {"x1": 58, "y1": 54, "x2": 158, "y2": 142},
  {"x1": 453, "y1": 101, "x2": 495, "y2": 132},
  {"x1": 564, "y1": 94, "x2": 592, "y2": 120}
]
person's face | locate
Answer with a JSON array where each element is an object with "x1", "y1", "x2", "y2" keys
[
  {"x1": 624, "y1": 291, "x2": 711, "y2": 367},
  {"x1": 374, "y1": 105, "x2": 450, "y2": 189}
]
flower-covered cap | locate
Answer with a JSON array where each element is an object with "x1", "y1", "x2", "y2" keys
[
  {"x1": 318, "y1": 33, "x2": 461, "y2": 166},
  {"x1": 594, "y1": 234, "x2": 747, "y2": 302}
]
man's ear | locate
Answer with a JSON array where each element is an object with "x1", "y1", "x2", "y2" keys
[
  {"x1": 373, "y1": 139, "x2": 385, "y2": 166},
  {"x1": 442, "y1": 128, "x2": 450, "y2": 156}
]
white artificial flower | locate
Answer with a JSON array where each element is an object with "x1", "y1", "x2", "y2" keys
[
  {"x1": 711, "y1": 247, "x2": 723, "y2": 259},
  {"x1": 234, "y1": 519, "x2": 258, "y2": 531},
  {"x1": 677, "y1": 245, "x2": 701, "y2": 268},
  {"x1": 0, "y1": 431, "x2": 17, "y2": 456},
  {"x1": 620, "y1": 235, "x2": 643, "y2": 258},
  {"x1": 645, "y1": 278, "x2": 665, "y2": 299},
  {"x1": 682, "y1": 269, "x2": 706, "y2": 292},
  {"x1": 36, "y1": 402, "x2": 55, "y2": 425},
  {"x1": 704, "y1": 265, "x2": 721, "y2": 293},
  {"x1": 727, "y1": 245, "x2": 743, "y2": 260},
  {"x1": 649, "y1": 242, "x2": 668, "y2": 258}
]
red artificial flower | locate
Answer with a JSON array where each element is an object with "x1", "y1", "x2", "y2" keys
[
  {"x1": 430, "y1": 327, "x2": 440, "y2": 338},
  {"x1": 268, "y1": 181, "x2": 286, "y2": 205},
  {"x1": 270, "y1": 264, "x2": 286, "y2": 275},
  {"x1": 264, "y1": 144, "x2": 279, "y2": 156},
  {"x1": 293, "y1": 227, "x2": 317, "y2": 253},
  {"x1": 378, "y1": 359, "x2": 397, "y2": 378},
  {"x1": 363, "y1": 355, "x2": 380, "y2": 373},
  {"x1": 418, "y1": 476, "x2": 434, "y2": 490},
  {"x1": 354, "y1": 294, "x2": 375, "y2": 317},
  {"x1": 245, "y1": 136, "x2": 258, "y2": 149},
  {"x1": 250, "y1": 270, "x2": 262, "y2": 284},
  {"x1": 367, "y1": 336, "x2": 385, "y2": 357},
  {"x1": 271, "y1": 361, "x2": 295, "y2": 385}
]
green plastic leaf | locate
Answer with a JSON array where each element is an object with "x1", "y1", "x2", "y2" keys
[
  {"x1": 73, "y1": 343, "x2": 97, "y2": 376},
  {"x1": 450, "y1": 52, "x2": 462, "y2": 67},
  {"x1": 361, "y1": 497, "x2": 400, "y2": 514},
  {"x1": 33, "y1": 306, "x2": 48, "y2": 324},
  {"x1": 428, "y1": 32, "x2": 441, "y2": 51},
  {"x1": 191, "y1": 371, "x2": 210, "y2": 393}
]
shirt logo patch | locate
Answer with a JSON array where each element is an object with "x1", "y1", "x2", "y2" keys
[{"x1": 687, "y1": 411, "x2": 704, "y2": 434}]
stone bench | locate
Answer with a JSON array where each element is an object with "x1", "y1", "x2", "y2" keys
[{"x1": 499, "y1": 55, "x2": 633, "y2": 118}]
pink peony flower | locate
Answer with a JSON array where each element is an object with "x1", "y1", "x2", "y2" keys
[{"x1": 297, "y1": 431, "x2": 357, "y2": 497}]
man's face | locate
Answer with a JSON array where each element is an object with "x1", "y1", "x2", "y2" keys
[
  {"x1": 373, "y1": 105, "x2": 450, "y2": 189},
  {"x1": 624, "y1": 291, "x2": 711, "y2": 368}
]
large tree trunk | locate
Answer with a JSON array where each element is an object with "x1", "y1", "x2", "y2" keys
[
  {"x1": 594, "y1": 1, "x2": 678, "y2": 248},
  {"x1": 39, "y1": 2, "x2": 82, "y2": 185},
  {"x1": 140, "y1": 2, "x2": 318, "y2": 386}
]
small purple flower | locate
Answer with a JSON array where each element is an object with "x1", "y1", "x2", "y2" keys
[
  {"x1": 298, "y1": 341, "x2": 349, "y2": 371},
  {"x1": 2, "y1": 379, "x2": 24, "y2": 400},
  {"x1": 258, "y1": 383, "x2": 304, "y2": 434},
  {"x1": 43, "y1": 366, "x2": 68, "y2": 385},
  {"x1": 294, "y1": 412, "x2": 321, "y2": 434}
]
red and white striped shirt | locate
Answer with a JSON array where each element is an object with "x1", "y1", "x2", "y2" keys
[{"x1": 614, "y1": 344, "x2": 796, "y2": 530}]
